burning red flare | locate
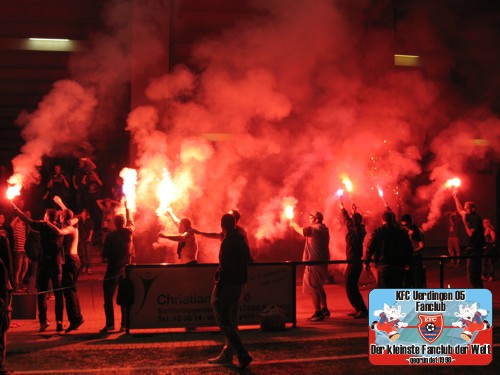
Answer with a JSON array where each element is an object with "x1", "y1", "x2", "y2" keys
[
  {"x1": 284, "y1": 205, "x2": 294, "y2": 220},
  {"x1": 445, "y1": 177, "x2": 461, "y2": 189},
  {"x1": 119, "y1": 168, "x2": 137, "y2": 213},
  {"x1": 376, "y1": 186, "x2": 388, "y2": 207},
  {"x1": 6, "y1": 174, "x2": 22, "y2": 200},
  {"x1": 156, "y1": 168, "x2": 176, "y2": 217},
  {"x1": 336, "y1": 188, "x2": 344, "y2": 197},
  {"x1": 342, "y1": 177, "x2": 353, "y2": 192}
]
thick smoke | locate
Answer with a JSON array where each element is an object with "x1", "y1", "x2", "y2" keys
[
  {"x1": 128, "y1": 0, "x2": 492, "y2": 261},
  {"x1": 10, "y1": 0, "x2": 500, "y2": 263},
  {"x1": 128, "y1": 0, "x2": 499, "y2": 261},
  {"x1": 9, "y1": 0, "x2": 137, "y2": 188},
  {"x1": 11, "y1": 80, "x2": 97, "y2": 187}
]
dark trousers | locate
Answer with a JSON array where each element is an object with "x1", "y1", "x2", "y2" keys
[
  {"x1": 404, "y1": 255, "x2": 426, "y2": 288},
  {"x1": 27, "y1": 260, "x2": 38, "y2": 293},
  {"x1": 211, "y1": 283, "x2": 248, "y2": 358},
  {"x1": 466, "y1": 247, "x2": 483, "y2": 288},
  {"x1": 62, "y1": 255, "x2": 83, "y2": 324},
  {"x1": 345, "y1": 262, "x2": 367, "y2": 312},
  {"x1": 411, "y1": 256, "x2": 426, "y2": 288},
  {"x1": 77, "y1": 241, "x2": 92, "y2": 269},
  {"x1": 376, "y1": 266, "x2": 405, "y2": 288},
  {"x1": 103, "y1": 272, "x2": 126, "y2": 328},
  {"x1": 482, "y1": 247, "x2": 496, "y2": 279},
  {"x1": 0, "y1": 292, "x2": 11, "y2": 371},
  {"x1": 37, "y1": 261, "x2": 63, "y2": 324}
]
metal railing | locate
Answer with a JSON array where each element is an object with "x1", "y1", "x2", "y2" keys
[{"x1": 295, "y1": 253, "x2": 496, "y2": 289}]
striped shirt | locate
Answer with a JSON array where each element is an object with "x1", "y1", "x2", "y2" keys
[{"x1": 12, "y1": 220, "x2": 27, "y2": 253}]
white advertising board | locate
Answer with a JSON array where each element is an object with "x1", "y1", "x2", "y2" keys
[{"x1": 126, "y1": 263, "x2": 295, "y2": 329}]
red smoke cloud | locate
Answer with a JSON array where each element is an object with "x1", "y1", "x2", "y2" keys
[
  {"x1": 10, "y1": 0, "x2": 500, "y2": 262},
  {"x1": 11, "y1": 80, "x2": 96, "y2": 187}
]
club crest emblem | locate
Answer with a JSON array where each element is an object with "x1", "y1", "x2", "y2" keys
[{"x1": 418, "y1": 314, "x2": 444, "y2": 343}]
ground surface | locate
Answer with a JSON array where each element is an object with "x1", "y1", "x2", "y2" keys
[{"x1": 5, "y1": 252, "x2": 500, "y2": 374}]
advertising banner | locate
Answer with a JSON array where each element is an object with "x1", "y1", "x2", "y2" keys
[
  {"x1": 127, "y1": 263, "x2": 294, "y2": 329},
  {"x1": 368, "y1": 289, "x2": 492, "y2": 366}
]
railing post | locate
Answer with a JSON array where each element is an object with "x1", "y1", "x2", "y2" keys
[
  {"x1": 440, "y1": 258, "x2": 445, "y2": 288},
  {"x1": 292, "y1": 262, "x2": 297, "y2": 328}
]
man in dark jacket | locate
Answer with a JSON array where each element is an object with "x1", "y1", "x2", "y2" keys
[
  {"x1": 365, "y1": 211, "x2": 413, "y2": 288},
  {"x1": 100, "y1": 201, "x2": 133, "y2": 333},
  {"x1": 401, "y1": 213, "x2": 426, "y2": 287},
  {"x1": 452, "y1": 191, "x2": 484, "y2": 288},
  {"x1": 340, "y1": 198, "x2": 367, "y2": 318},
  {"x1": 208, "y1": 214, "x2": 252, "y2": 369}
]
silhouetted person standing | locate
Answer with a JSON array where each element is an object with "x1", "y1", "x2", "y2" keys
[
  {"x1": 482, "y1": 218, "x2": 496, "y2": 282},
  {"x1": 208, "y1": 214, "x2": 252, "y2": 369},
  {"x1": 77, "y1": 208, "x2": 94, "y2": 274},
  {"x1": 43, "y1": 165, "x2": 70, "y2": 209},
  {"x1": 365, "y1": 211, "x2": 413, "y2": 288},
  {"x1": 340, "y1": 198, "x2": 367, "y2": 319},
  {"x1": 0, "y1": 224, "x2": 13, "y2": 375},
  {"x1": 290, "y1": 211, "x2": 330, "y2": 321},
  {"x1": 401, "y1": 213, "x2": 426, "y2": 287},
  {"x1": 447, "y1": 211, "x2": 462, "y2": 266},
  {"x1": 0, "y1": 257, "x2": 12, "y2": 375},
  {"x1": 453, "y1": 191, "x2": 484, "y2": 288},
  {"x1": 100, "y1": 201, "x2": 134, "y2": 333}
]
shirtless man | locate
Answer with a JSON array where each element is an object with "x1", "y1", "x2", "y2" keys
[{"x1": 47, "y1": 196, "x2": 84, "y2": 333}]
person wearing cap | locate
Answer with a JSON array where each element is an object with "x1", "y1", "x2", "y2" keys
[
  {"x1": 159, "y1": 208, "x2": 198, "y2": 264},
  {"x1": 339, "y1": 197, "x2": 368, "y2": 319},
  {"x1": 365, "y1": 211, "x2": 413, "y2": 288},
  {"x1": 401, "y1": 213, "x2": 426, "y2": 287},
  {"x1": 290, "y1": 211, "x2": 330, "y2": 321}
]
